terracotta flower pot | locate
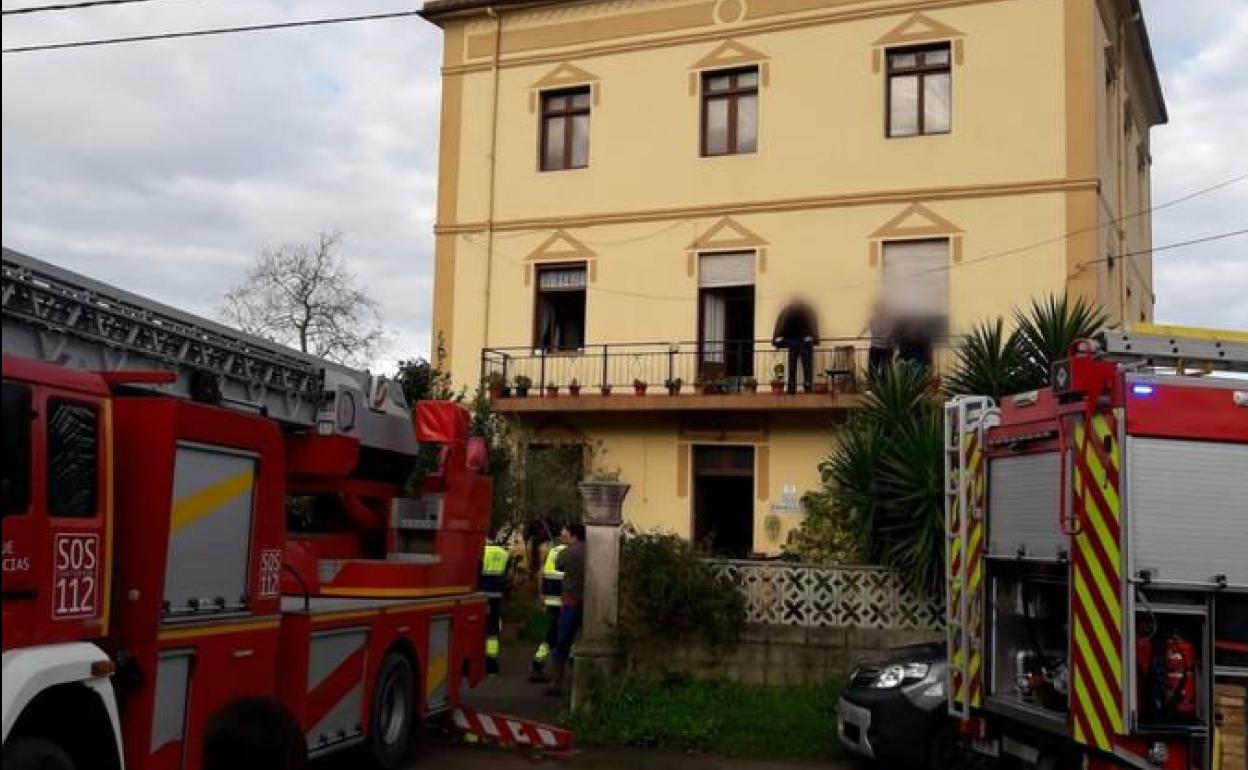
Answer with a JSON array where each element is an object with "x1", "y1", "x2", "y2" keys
[
  {"x1": 545, "y1": 386, "x2": 559, "y2": 397},
  {"x1": 634, "y1": 385, "x2": 647, "y2": 396},
  {"x1": 569, "y1": 385, "x2": 581, "y2": 396},
  {"x1": 770, "y1": 382, "x2": 785, "y2": 394}
]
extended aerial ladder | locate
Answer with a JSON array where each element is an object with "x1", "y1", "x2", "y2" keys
[{"x1": 1, "y1": 247, "x2": 416, "y2": 456}]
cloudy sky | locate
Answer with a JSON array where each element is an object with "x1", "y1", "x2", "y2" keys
[{"x1": 3, "y1": 0, "x2": 1247, "y2": 373}]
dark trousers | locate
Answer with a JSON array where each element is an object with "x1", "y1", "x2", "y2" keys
[
  {"x1": 868, "y1": 345, "x2": 893, "y2": 377},
  {"x1": 785, "y1": 342, "x2": 814, "y2": 394},
  {"x1": 553, "y1": 603, "x2": 583, "y2": 662}
]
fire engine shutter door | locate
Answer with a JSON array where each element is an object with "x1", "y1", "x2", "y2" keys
[
  {"x1": 426, "y1": 616, "x2": 452, "y2": 711},
  {"x1": 306, "y1": 628, "x2": 368, "y2": 751},
  {"x1": 1127, "y1": 437, "x2": 1248, "y2": 587},
  {"x1": 164, "y1": 445, "x2": 257, "y2": 617},
  {"x1": 150, "y1": 650, "x2": 193, "y2": 753},
  {"x1": 988, "y1": 453, "x2": 1066, "y2": 560}
]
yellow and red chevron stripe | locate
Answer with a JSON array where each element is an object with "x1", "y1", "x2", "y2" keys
[
  {"x1": 965, "y1": 430, "x2": 986, "y2": 708},
  {"x1": 1070, "y1": 411, "x2": 1125, "y2": 752},
  {"x1": 948, "y1": 429, "x2": 987, "y2": 711}
]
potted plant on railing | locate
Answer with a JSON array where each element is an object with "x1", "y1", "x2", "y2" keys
[
  {"x1": 633, "y1": 378, "x2": 648, "y2": 396},
  {"x1": 664, "y1": 377, "x2": 683, "y2": 395},
  {"x1": 770, "y1": 363, "x2": 785, "y2": 394},
  {"x1": 513, "y1": 374, "x2": 532, "y2": 398},
  {"x1": 545, "y1": 381, "x2": 559, "y2": 397},
  {"x1": 569, "y1": 378, "x2": 582, "y2": 397},
  {"x1": 743, "y1": 376, "x2": 759, "y2": 394},
  {"x1": 486, "y1": 371, "x2": 508, "y2": 399}
]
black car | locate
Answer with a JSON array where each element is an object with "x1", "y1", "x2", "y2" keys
[{"x1": 837, "y1": 643, "x2": 966, "y2": 769}]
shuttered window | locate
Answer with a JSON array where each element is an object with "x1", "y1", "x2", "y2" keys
[
  {"x1": 537, "y1": 266, "x2": 587, "y2": 291},
  {"x1": 882, "y1": 239, "x2": 949, "y2": 321},
  {"x1": 698, "y1": 251, "x2": 755, "y2": 288}
]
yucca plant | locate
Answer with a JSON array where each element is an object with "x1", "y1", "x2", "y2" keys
[
  {"x1": 946, "y1": 316, "x2": 1028, "y2": 400},
  {"x1": 1013, "y1": 295, "x2": 1107, "y2": 388},
  {"x1": 792, "y1": 294, "x2": 1108, "y2": 592}
]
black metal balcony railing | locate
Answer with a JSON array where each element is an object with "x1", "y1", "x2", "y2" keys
[{"x1": 480, "y1": 337, "x2": 957, "y2": 396}]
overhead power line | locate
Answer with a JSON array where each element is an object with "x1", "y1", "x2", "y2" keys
[
  {"x1": 2, "y1": 0, "x2": 193, "y2": 16},
  {"x1": 1, "y1": 8, "x2": 421, "y2": 53},
  {"x1": 1084, "y1": 227, "x2": 1248, "y2": 266}
]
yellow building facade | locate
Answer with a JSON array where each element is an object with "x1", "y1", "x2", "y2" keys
[{"x1": 421, "y1": 0, "x2": 1165, "y2": 555}]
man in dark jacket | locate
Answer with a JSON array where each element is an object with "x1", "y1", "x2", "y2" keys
[{"x1": 773, "y1": 300, "x2": 819, "y2": 394}]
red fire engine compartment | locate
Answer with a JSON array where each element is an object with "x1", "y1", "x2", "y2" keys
[
  {"x1": 946, "y1": 340, "x2": 1248, "y2": 770},
  {"x1": 95, "y1": 392, "x2": 491, "y2": 770}
]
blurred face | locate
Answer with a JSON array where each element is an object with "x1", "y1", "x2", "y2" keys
[{"x1": 560, "y1": 526, "x2": 572, "y2": 544}]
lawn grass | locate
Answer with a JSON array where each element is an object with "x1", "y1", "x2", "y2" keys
[{"x1": 568, "y1": 674, "x2": 846, "y2": 760}]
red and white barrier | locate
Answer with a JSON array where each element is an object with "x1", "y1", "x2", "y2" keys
[{"x1": 450, "y1": 706, "x2": 574, "y2": 752}]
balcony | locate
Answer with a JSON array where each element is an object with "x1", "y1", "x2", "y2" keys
[{"x1": 480, "y1": 338, "x2": 956, "y2": 414}]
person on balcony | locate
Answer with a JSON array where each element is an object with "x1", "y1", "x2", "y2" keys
[
  {"x1": 773, "y1": 299, "x2": 819, "y2": 394},
  {"x1": 862, "y1": 301, "x2": 895, "y2": 377}
]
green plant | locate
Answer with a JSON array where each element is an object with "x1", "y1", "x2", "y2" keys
[
  {"x1": 1013, "y1": 294, "x2": 1107, "y2": 387},
  {"x1": 513, "y1": 374, "x2": 532, "y2": 390},
  {"x1": 794, "y1": 293, "x2": 1107, "y2": 591},
  {"x1": 633, "y1": 378, "x2": 647, "y2": 388},
  {"x1": 568, "y1": 675, "x2": 845, "y2": 759},
  {"x1": 664, "y1": 377, "x2": 683, "y2": 389},
  {"x1": 743, "y1": 377, "x2": 758, "y2": 388},
  {"x1": 772, "y1": 362, "x2": 785, "y2": 381},
  {"x1": 616, "y1": 531, "x2": 746, "y2": 654}
]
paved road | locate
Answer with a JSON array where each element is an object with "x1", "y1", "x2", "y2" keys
[{"x1": 403, "y1": 741, "x2": 859, "y2": 769}]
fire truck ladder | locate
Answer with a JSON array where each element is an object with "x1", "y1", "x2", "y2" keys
[
  {"x1": 1099, "y1": 323, "x2": 1248, "y2": 373},
  {"x1": 944, "y1": 395, "x2": 996, "y2": 720},
  {"x1": 1, "y1": 247, "x2": 416, "y2": 454}
]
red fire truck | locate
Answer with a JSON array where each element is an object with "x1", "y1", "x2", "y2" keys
[
  {"x1": 1, "y1": 248, "x2": 492, "y2": 770},
  {"x1": 944, "y1": 325, "x2": 1248, "y2": 769}
]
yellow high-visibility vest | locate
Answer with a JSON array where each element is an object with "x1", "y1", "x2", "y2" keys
[{"x1": 541, "y1": 544, "x2": 566, "y2": 608}]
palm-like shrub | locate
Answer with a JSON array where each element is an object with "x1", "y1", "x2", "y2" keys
[{"x1": 793, "y1": 294, "x2": 1106, "y2": 591}]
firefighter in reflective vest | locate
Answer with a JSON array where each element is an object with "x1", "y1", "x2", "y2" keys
[
  {"x1": 530, "y1": 542, "x2": 567, "y2": 682},
  {"x1": 479, "y1": 541, "x2": 511, "y2": 675}
]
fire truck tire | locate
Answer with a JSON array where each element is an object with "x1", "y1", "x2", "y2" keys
[
  {"x1": 2, "y1": 736, "x2": 77, "y2": 770},
  {"x1": 369, "y1": 651, "x2": 417, "y2": 769}
]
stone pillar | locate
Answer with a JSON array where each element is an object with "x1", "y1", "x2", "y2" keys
[{"x1": 571, "y1": 480, "x2": 629, "y2": 709}]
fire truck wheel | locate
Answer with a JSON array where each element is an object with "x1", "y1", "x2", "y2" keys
[
  {"x1": 370, "y1": 651, "x2": 417, "y2": 769},
  {"x1": 2, "y1": 736, "x2": 77, "y2": 770}
]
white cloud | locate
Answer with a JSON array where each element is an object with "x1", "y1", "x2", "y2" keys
[
  {"x1": 1139, "y1": 0, "x2": 1248, "y2": 329},
  {"x1": 2, "y1": 0, "x2": 444, "y2": 368}
]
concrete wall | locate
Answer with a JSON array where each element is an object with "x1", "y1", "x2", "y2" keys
[{"x1": 632, "y1": 622, "x2": 941, "y2": 686}]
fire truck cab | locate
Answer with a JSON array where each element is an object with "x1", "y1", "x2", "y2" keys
[
  {"x1": 1, "y1": 249, "x2": 491, "y2": 770},
  {"x1": 945, "y1": 325, "x2": 1248, "y2": 770}
]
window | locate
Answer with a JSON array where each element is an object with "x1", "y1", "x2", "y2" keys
[
  {"x1": 887, "y1": 44, "x2": 951, "y2": 137},
  {"x1": 2, "y1": 382, "x2": 32, "y2": 516},
  {"x1": 698, "y1": 252, "x2": 755, "y2": 380},
  {"x1": 882, "y1": 239, "x2": 950, "y2": 329},
  {"x1": 702, "y1": 67, "x2": 758, "y2": 156},
  {"x1": 540, "y1": 87, "x2": 591, "y2": 171},
  {"x1": 535, "y1": 264, "x2": 587, "y2": 352},
  {"x1": 46, "y1": 400, "x2": 98, "y2": 518}
]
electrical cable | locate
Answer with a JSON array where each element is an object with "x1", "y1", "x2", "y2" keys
[
  {"x1": 3, "y1": 0, "x2": 198, "y2": 15},
  {"x1": 1, "y1": 8, "x2": 421, "y2": 53}
]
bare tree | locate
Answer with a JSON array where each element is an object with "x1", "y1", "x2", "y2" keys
[{"x1": 222, "y1": 231, "x2": 388, "y2": 367}]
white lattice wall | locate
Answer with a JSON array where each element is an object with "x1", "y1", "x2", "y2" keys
[{"x1": 708, "y1": 560, "x2": 944, "y2": 631}]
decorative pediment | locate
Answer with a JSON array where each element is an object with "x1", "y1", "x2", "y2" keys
[
  {"x1": 873, "y1": 12, "x2": 965, "y2": 46},
  {"x1": 686, "y1": 217, "x2": 767, "y2": 277},
  {"x1": 687, "y1": 216, "x2": 767, "y2": 251},
  {"x1": 528, "y1": 63, "x2": 601, "y2": 112},
  {"x1": 869, "y1": 204, "x2": 964, "y2": 265},
  {"x1": 524, "y1": 230, "x2": 598, "y2": 285},
  {"x1": 688, "y1": 40, "x2": 771, "y2": 94},
  {"x1": 871, "y1": 13, "x2": 966, "y2": 72}
]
